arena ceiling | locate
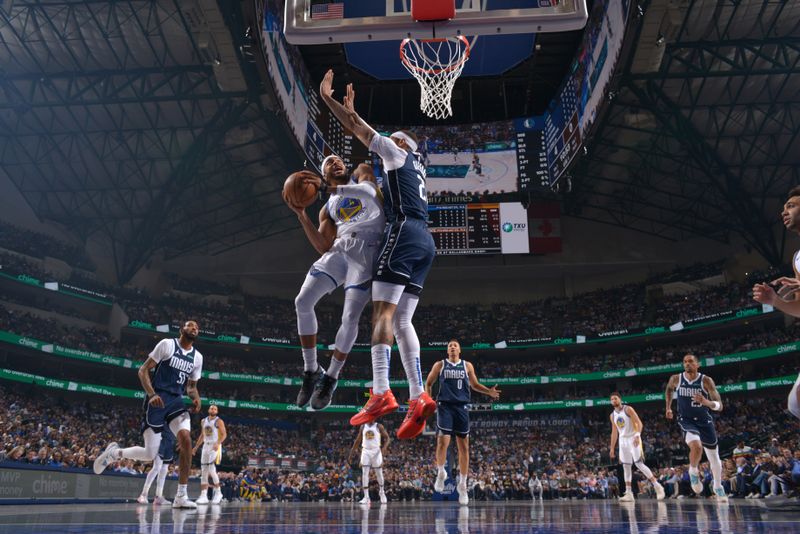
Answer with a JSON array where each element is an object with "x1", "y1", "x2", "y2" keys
[
  {"x1": 565, "y1": 0, "x2": 800, "y2": 266},
  {"x1": 0, "y1": 0, "x2": 798, "y2": 284}
]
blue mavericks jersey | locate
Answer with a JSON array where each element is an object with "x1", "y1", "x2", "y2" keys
[
  {"x1": 153, "y1": 339, "x2": 196, "y2": 397},
  {"x1": 437, "y1": 359, "x2": 470, "y2": 403},
  {"x1": 676, "y1": 373, "x2": 712, "y2": 420},
  {"x1": 382, "y1": 151, "x2": 428, "y2": 222}
]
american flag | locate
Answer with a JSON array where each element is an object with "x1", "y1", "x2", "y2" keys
[{"x1": 311, "y1": 2, "x2": 344, "y2": 20}]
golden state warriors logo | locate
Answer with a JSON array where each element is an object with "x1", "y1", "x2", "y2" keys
[
  {"x1": 615, "y1": 417, "x2": 626, "y2": 429},
  {"x1": 365, "y1": 430, "x2": 375, "y2": 440},
  {"x1": 204, "y1": 426, "x2": 213, "y2": 436},
  {"x1": 336, "y1": 197, "x2": 364, "y2": 222}
]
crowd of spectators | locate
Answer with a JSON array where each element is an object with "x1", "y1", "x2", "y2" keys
[
  {"x1": 0, "y1": 220, "x2": 95, "y2": 271},
  {"x1": 376, "y1": 122, "x2": 517, "y2": 155},
  {"x1": 2, "y1": 384, "x2": 798, "y2": 503}
]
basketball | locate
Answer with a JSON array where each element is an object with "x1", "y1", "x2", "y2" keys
[{"x1": 283, "y1": 170, "x2": 320, "y2": 208}]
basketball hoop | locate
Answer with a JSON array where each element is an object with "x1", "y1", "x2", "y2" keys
[{"x1": 400, "y1": 36, "x2": 472, "y2": 120}]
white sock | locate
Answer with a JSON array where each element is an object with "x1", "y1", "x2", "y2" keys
[
  {"x1": 623, "y1": 464, "x2": 633, "y2": 492},
  {"x1": 704, "y1": 447, "x2": 723, "y2": 490},
  {"x1": 394, "y1": 294, "x2": 423, "y2": 399},
  {"x1": 458, "y1": 474, "x2": 467, "y2": 486},
  {"x1": 438, "y1": 465, "x2": 447, "y2": 477},
  {"x1": 156, "y1": 464, "x2": 169, "y2": 497},
  {"x1": 327, "y1": 357, "x2": 346, "y2": 379},
  {"x1": 176, "y1": 483, "x2": 187, "y2": 498},
  {"x1": 371, "y1": 344, "x2": 391, "y2": 394},
  {"x1": 302, "y1": 347, "x2": 318, "y2": 372},
  {"x1": 689, "y1": 466, "x2": 699, "y2": 476}
]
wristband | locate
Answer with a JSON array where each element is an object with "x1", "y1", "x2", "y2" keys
[
  {"x1": 710, "y1": 401, "x2": 721, "y2": 411},
  {"x1": 634, "y1": 432, "x2": 641, "y2": 437}
]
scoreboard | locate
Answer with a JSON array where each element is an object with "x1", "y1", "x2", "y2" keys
[
  {"x1": 428, "y1": 203, "x2": 529, "y2": 255},
  {"x1": 515, "y1": 123, "x2": 549, "y2": 190},
  {"x1": 305, "y1": 95, "x2": 371, "y2": 173}
]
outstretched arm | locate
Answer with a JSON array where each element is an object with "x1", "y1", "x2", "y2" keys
[
  {"x1": 466, "y1": 362, "x2": 501, "y2": 400},
  {"x1": 320, "y1": 70, "x2": 376, "y2": 149}
]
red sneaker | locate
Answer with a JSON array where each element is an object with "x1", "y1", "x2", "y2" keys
[
  {"x1": 350, "y1": 389, "x2": 399, "y2": 426},
  {"x1": 396, "y1": 392, "x2": 437, "y2": 439}
]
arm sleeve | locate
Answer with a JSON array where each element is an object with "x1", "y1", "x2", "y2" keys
[
  {"x1": 190, "y1": 352, "x2": 203, "y2": 381},
  {"x1": 148, "y1": 339, "x2": 172, "y2": 363},
  {"x1": 334, "y1": 182, "x2": 378, "y2": 201},
  {"x1": 369, "y1": 135, "x2": 408, "y2": 171}
]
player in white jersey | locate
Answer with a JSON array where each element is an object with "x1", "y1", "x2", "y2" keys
[
  {"x1": 347, "y1": 421, "x2": 390, "y2": 505},
  {"x1": 608, "y1": 393, "x2": 665, "y2": 501},
  {"x1": 192, "y1": 404, "x2": 227, "y2": 504},
  {"x1": 753, "y1": 186, "x2": 800, "y2": 421},
  {"x1": 287, "y1": 156, "x2": 385, "y2": 411}
]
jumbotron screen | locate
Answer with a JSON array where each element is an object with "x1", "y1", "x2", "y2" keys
[{"x1": 428, "y1": 202, "x2": 529, "y2": 255}]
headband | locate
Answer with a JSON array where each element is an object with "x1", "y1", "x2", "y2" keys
[
  {"x1": 391, "y1": 131, "x2": 418, "y2": 152},
  {"x1": 320, "y1": 154, "x2": 344, "y2": 175}
]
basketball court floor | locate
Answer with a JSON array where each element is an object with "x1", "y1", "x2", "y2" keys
[{"x1": 0, "y1": 500, "x2": 798, "y2": 533}]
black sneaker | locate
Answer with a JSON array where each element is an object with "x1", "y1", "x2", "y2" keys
[
  {"x1": 310, "y1": 373, "x2": 338, "y2": 410},
  {"x1": 296, "y1": 367, "x2": 323, "y2": 407}
]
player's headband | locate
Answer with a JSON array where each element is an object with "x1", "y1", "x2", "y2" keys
[
  {"x1": 320, "y1": 155, "x2": 344, "y2": 174},
  {"x1": 391, "y1": 131, "x2": 418, "y2": 152}
]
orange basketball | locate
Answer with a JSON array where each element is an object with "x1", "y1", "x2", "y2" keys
[{"x1": 283, "y1": 170, "x2": 320, "y2": 208}]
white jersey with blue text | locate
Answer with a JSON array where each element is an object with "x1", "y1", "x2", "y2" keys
[{"x1": 326, "y1": 185, "x2": 385, "y2": 240}]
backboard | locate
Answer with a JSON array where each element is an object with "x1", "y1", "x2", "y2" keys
[{"x1": 283, "y1": 0, "x2": 588, "y2": 45}]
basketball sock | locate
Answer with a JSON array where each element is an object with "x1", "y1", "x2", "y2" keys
[
  {"x1": 156, "y1": 464, "x2": 169, "y2": 497},
  {"x1": 142, "y1": 455, "x2": 163, "y2": 495},
  {"x1": 327, "y1": 356, "x2": 346, "y2": 379},
  {"x1": 623, "y1": 464, "x2": 633, "y2": 491},
  {"x1": 704, "y1": 447, "x2": 723, "y2": 490},
  {"x1": 634, "y1": 460, "x2": 655, "y2": 481},
  {"x1": 176, "y1": 483, "x2": 187, "y2": 498},
  {"x1": 302, "y1": 347, "x2": 318, "y2": 373},
  {"x1": 689, "y1": 465, "x2": 699, "y2": 476},
  {"x1": 362, "y1": 466, "x2": 371, "y2": 489},
  {"x1": 458, "y1": 474, "x2": 467, "y2": 486},
  {"x1": 394, "y1": 294, "x2": 422, "y2": 399},
  {"x1": 438, "y1": 465, "x2": 447, "y2": 476},
  {"x1": 371, "y1": 344, "x2": 391, "y2": 394}
]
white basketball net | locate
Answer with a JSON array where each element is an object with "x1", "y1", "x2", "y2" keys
[{"x1": 400, "y1": 36, "x2": 471, "y2": 120}]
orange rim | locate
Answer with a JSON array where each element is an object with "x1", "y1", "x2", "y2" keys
[{"x1": 399, "y1": 35, "x2": 471, "y2": 75}]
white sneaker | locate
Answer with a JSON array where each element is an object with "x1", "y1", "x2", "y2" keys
[
  {"x1": 379, "y1": 490, "x2": 387, "y2": 504},
  {"x1": 92, "y1": 442, "x2": 119, "y2": 475},
  {"x1": 153, "y1": 495, "x2": 171, "y2": 505},
  {"x1": 654, "y1": 482, "x2": 666, "y2": 501},
  {"x1": 713, "y1": 487, "x2": 728, "y2": 503},
  {"x1": 211, "y1": 489, "x2": 223, "y2": 504},
  {"x1": 136, "y1": 494, "x2": 148, "y2": 504},
  {"x1": 173, "y1": 495, "x2": 198, "y2": 509},
  {"x1": 359, "y1": 494, "x2": 370, "y2": 505},
  {"x1": 434, "y1": 470, "x2": 447, "y2": 493},
  {"x1": 196, "y1": 493, "x2": 209, "y2": 505},
  {"x1": 619, "y1": 492, "x2": 635, "y2": 502},
  {"x1": 457, "y1": 482, "x2": 469, "y2": 506}
]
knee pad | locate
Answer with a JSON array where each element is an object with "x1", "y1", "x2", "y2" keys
[{"x1": 295, "y1": 274, "x2": 336, "y2": 335}]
